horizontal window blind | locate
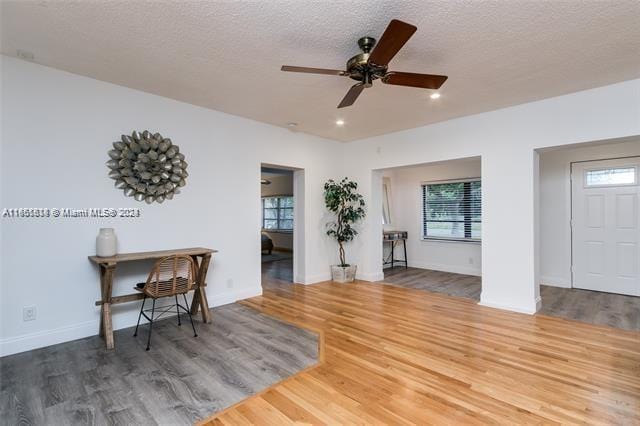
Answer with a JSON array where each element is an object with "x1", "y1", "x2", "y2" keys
[
  {"x1": 422, "y1": 180, "x2": 481, "y2": 240},
  {"x1": 262, "y1": 196, "x2": 294, "y2": 231}
]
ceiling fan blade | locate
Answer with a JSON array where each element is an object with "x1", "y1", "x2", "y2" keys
[
  {"x1": 367, "y1": 19, "x2": 417, "y2": 67},
  {"x1": 281, "y1": 65, "x2": 347, "y2": 76},
  {"x1": 337, "y1": 83, "x2": 365, "y2": 108},
  {"x1": 382, "y1": 72, "x2": 448, "y2": 89}
]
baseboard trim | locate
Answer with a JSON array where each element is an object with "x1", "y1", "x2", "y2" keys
[
  {"x1": 0, "y1": 320, "x2": 98, "y2": 358},
  {"x1": 478, "y1": 296, "x2": 540, "y2": 315},
  {"x1": 302, "y1": 273, "x2": 331, "y2": 285},
  {"x1": 0, "y1": 286, "x2": 264, "y2": 357},
  {"x1": 540, "y1": 275, "x2": 571, "y2": 288},
  {"x1": 408, "y1": 260, "x2": 481, "y2": 277},
  {"x1": 209, "y1": 286, "x2": 263, "y2": 306},
  {"x1": 357, "y1": 271, "x2": 385, "y2": 282},
  {"x1": 304, "y1": 270, "x2": 385, "y2": 284}
]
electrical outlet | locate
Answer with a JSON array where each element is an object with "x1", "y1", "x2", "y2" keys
[
  {"x1": 23, "y1": 306, "x2": 36, "y2": 321},
  {"x1": 226, "y1": 278, "x2": 234, "y2": 289},
  {"x1": 16, "y1": 49, "x2": 35, "y2": 61},
  {"x1": 468, "y1": 257, "x2": 474, "y2": 265}
]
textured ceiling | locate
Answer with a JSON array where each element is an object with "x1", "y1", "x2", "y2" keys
[{"x1": 2, "y1": 1, "x2": 639, "y2": 142}]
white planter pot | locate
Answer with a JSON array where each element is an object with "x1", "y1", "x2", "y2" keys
[
  {"x1": 96, "y1": 228, "x2": 118, "y2": 257},
  {"x1": 331, "y1": 265, "x2": 357, "y2": 283}
]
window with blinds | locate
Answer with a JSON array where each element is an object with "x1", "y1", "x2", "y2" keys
[
  {"x1": 262, "y1": 196, "x2": 294, "y2": 231},
  {"x1": 422, "y1": 179, "x2": 481, "y2": 241}
]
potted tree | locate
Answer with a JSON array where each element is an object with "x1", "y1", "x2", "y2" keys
[{"x1": 324, "y1": 178, "x2": 366, "y2": 283}]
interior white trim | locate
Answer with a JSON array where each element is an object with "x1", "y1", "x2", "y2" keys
[
  {"x1": 420, "y1": 177, "x2": 481, "y2": 185},
  {"x1": 479, "y1": 296, "x2": 541, "y2": 315},
  {"x1": 540, "y1": 275, "x2": 572, "y2": 288},
  {"x1": 302, "y1": 273, "x2": 332, "y2": 285},
  {"x1": 208, "y1": 286, "x2": 263, "y2": 308},
  {"x1": 419, "y1": 238, "x2": 481, "y2": 244},
  {"x1": 408, "y1": 260, "x2": 482, "y2": 277},
  {"x1": 0, "y1": 286, "x2": 262, "y2": 357},
  {"x1": 420, "y1": 237, "x2": 482, "y2": 244},
  {"x1": 357, "y1": 271, "x2": 385, "y2": 282},
  {"x1": 0, "y1": 320, "x2": 98, "y2": 358}
]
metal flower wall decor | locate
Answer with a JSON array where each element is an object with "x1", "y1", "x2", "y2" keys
[{"x1": 107, "y1": 130, "x2": 188, "y2": 204}]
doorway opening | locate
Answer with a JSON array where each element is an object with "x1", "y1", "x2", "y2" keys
[
  {"x1": 537, "y1": 137, "x2": 640, "y2": 330},
  {"x1": 260, "y1": 164, "x2": 304, "y2": 289},
  {"x1": 376, "y1": 156, "x2": 483, "y2": 301}
]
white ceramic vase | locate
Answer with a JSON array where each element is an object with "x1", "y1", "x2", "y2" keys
[
  {"x1": 96, "y1": 228, "x2": 118, "y2": 257},
  {"x1": 331, "y1": 265, "x2": 357, "y2": 283}
]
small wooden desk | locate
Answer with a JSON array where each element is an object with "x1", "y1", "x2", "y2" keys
[
  {"x1": 383, "y1": 231, "x2": 408, "y2": 269},
  {"x1": 89, "y1": 247, "x2": 217, "y2": 350}
]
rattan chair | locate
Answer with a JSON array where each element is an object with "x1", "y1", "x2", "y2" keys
[{"x1": 133, "y1": 255, "x2": 198, "y2": 350}]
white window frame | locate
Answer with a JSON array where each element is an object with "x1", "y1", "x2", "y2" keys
[{"x1": 421, "y1": 177, "x2": 481, "y2": 243}]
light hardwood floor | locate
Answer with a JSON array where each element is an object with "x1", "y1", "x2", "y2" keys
[{"x1": 204, "y1": 274, "x2": 640, "y2": 425}]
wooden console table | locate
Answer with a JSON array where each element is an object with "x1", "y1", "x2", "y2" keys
[{"x1": 89, "y1": 247, "x2": 217, "y2": 350}]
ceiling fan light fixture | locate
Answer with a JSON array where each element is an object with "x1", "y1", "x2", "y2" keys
[{"x1": 281, "y1": 19, "x2": 448, "y2": 109}]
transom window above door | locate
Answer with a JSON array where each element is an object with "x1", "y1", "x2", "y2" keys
[
  {"x1": 584, "y1": 166, "x2": 636, "y2": 187},
  {"x1": 422, "y1": 179, "x2": 481, "y2": 241},
  {"x1": 262, "y1": 196, "x2": 293, "y2": 231}
]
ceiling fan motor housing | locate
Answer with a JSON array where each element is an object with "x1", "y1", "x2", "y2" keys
[{"x1": 347, "y1": 37, "x2": 387, "y2": 84}]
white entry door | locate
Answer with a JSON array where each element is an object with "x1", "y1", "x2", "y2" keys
[{"x1": 571, "y1": 157, "x2": 640, "y2": 296}]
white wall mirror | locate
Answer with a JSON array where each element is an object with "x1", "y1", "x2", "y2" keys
[{"x1": 382, "y1": 176, "x2": 392, "y2": 225}]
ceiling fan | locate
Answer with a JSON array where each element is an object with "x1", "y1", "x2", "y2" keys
[{"x1": 281, "y1": 19, "x2": 448, "y2": 109}]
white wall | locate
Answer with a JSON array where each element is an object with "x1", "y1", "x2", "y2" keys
[
  {"x1": 343, "y1": 79, "x2": 640, "y2": 314},
  {"x1": 2, "y1": 56, "x2": 639, "y2": 356},
  {"x1": 539, "y1": 138, "x2": 640, "y2": 288},
  {"x1": 0, "y1": 57, "x2": 342, "y2": 356},
  {"x1": 383, "y1": 158, "x2": 482, "y2": 276},
  {"x1": 261, "y1": 174, "x2": 294, "y2": 250},
  {"x1": 0, "y1": 54, "x2": 4, "y2": 314}
]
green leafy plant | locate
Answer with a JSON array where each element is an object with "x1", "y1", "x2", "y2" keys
[{"x1": 324, "y1": 178, "x2": 366, "y2": 267}]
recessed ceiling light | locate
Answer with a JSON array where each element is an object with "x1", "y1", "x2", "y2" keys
[
  {"x1": 335, "y1": 119, "x2": 345, "y2": 126},
  {"x1": 430, "y1": 92, "x2": 441, "y2": 99},
  {"x1": 286, "y1": 122, "x2": 298, "y2": 128}
]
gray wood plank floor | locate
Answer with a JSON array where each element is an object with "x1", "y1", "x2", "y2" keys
[
  {"x1": 261, "y1": 258, "x2": 293, "y2": 287},
  {"x1": 0, "y1": 303, "x2": 318, "y2": 425},
  {"x1": 383, "y1": 266, "x2": 482, "y2": 300},
  {"x1": 539, "y1": 285, "x2": 640, "y2": 331},
  {"x1": 383, "y1": 266, "x2": 640, "y2": 331}
]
